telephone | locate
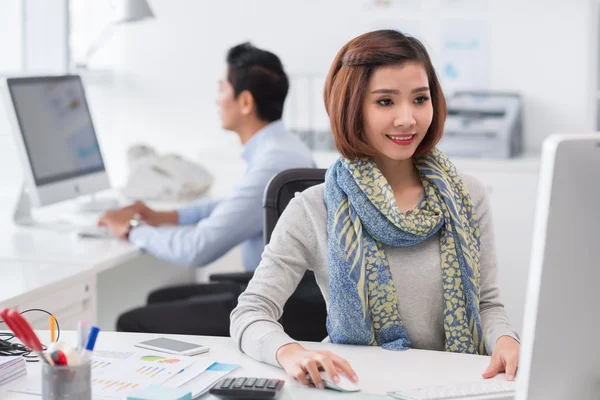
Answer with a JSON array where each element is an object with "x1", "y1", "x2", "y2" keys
[{"x1": 121, "y1": 145, "x2": 213, "y2": 201}]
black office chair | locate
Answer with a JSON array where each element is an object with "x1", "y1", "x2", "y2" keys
[{"x1": 210, "y1": 168, "x2": 329, "y2": 341}]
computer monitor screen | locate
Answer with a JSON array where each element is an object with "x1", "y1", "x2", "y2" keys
[
  {"x1": 516, "y1": 134, "x2": 600, "y2": 400},
  {"x1": 6, "y1": 75, "x2": 105, "y2": 187}
]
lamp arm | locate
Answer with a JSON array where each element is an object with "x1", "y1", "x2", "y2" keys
[{"x1": 82, "y1": 21, "x2": 118, "y2": 66}]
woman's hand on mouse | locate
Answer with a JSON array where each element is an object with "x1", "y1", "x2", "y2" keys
[
  {"x1": 482, "y1": 336, "x2": 520, "y2": 381},
  {"x1": 276, "y1": 343, "x2": 358, "y2": 389}
]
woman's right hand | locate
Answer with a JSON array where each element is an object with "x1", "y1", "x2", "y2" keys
[{"x1": 276, "y1": 343, "x2": 359, "y2": 389}]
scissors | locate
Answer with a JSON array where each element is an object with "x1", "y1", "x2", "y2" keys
[{"x1": 0, "y1": 308, "x2": 49, "y2": 364}]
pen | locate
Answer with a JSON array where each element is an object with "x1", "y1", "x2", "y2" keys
[
  {"x1": 50, "y1": 315, "x2": 56, "y2": 343},
  {"x1": 77, "y1": 321, "x2": 90, "y2": 351},
  {"x1": 80, "y1": 326, "x2": 100, "y2": 363}
]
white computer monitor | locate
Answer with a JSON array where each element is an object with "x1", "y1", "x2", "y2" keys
[
  {"x1": 516, "y1": 134, "x2": 600, "y2": 399},
  {"x1": 3, "y1": 75, "x2": 114, "y2": 225}
]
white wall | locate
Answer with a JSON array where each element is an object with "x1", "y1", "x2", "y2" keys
[
  {"x1": 0, "y1": 1, "x2": 595, "y2": 187},
  {"x1": 77, "y1": 0, "x2": 597, "y2": 171},
  {"x1": 0, "y1": 0, "x2": 23, "y2": 73},
  {"x1": 23, "y1": 0, "x2": 69, "y2": 72}
]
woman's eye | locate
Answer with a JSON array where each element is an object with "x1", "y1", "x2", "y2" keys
[
  {"x1": 378, "y1": 99, "x2": 393, "y2": 106},
  {"x1": 414, "y1": 96, "x2": 430, "y2": 104}
]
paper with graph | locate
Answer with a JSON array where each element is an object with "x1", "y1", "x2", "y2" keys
[
  {"x1": 5, "y1": 349, "x2": 211, "y2": 400},
  {"x1": 90, "y1": 350, "x2": 200, "y2": 398}
]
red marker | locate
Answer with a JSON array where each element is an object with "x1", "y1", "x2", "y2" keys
[{"x1": 51, "y1": 350, "x2": 68, "y2": 366}]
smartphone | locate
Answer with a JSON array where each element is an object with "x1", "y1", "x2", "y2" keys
[{"x1": 134, "y1": 337, "x2": 210, "y2": 356}]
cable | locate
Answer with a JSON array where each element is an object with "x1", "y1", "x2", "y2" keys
[{"x1": 0, "y1": 308, "x2": 60, "y2": 362}]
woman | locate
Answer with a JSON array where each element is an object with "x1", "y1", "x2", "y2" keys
[{"x1": 230, "y1": 30, "x2": 520, "y2": 390}]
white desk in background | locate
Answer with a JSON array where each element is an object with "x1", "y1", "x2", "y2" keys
[
  {"x1": 0, "y1": 197, "x2": 197, "y2": 331},
  {"x1": 0, "y1": 331, "x2": 507, "y2": 399},
  {"x1": 0, "y1": 147, "x2": 264, "y2": 332},
  {"x1": 0, "y1": 153, "x2": 245, "y2": 332}
]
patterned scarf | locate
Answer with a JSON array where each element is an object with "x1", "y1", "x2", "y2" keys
[{"x1": 324, "y1": 149, "x2": 485, "y2": 354}]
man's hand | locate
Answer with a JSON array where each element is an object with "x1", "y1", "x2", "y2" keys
[
  {"x1": 98, "y1": 210, "x2": 133, "y2": 239},
  {"x1": 120, "y1": 201, "x2": 155, "y2": 224},
  {"x1": 104, "y1": 201, "x2": 178, "y2": 227}
]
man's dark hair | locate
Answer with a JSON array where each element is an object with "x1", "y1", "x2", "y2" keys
[{"x1": 226, "y1": 42, "x2": 289, "y2": 122}]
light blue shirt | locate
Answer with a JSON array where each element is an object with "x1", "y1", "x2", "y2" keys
[{"x1": 128, "y1": 120, "x2": 315, "y2": 271}]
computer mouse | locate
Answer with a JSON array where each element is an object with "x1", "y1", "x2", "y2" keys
[{"x1": 308, "y1": 371, "x2": 361, "y2": 392}]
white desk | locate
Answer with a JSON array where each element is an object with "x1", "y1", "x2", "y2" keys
[
  {"x1": 0, "y1": 331, "x2": 507, "y2": 399},
  {"x1": 0, "y1": 189, "x2": 198, "y2": 331},
  {"x1": 0, "y1": 153, "x2": 246, "y2": 331},
  {"x1": 0, "y1": 150, "x2": 256, "y2": 331}
]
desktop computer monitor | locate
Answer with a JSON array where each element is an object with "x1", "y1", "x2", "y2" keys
[
  {"x1": 516, "y1": 134, "x2": 600, "y2": 399},
  {"x1": 3, "y1": 75, "x2": 113, "y2": 225}
]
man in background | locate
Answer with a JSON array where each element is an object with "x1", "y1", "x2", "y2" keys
[{"x1": 99, "y1": 42, "x2": 315, "y2": 335}]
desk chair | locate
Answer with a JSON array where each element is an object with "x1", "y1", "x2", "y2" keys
[
  {"x1": 210, "y1": 168, "x2": 328, "y2": 341},
  {"x1": 117, "y1": 169, "x2": 328, "y2": 341}
]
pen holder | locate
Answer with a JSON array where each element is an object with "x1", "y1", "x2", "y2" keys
[{"x1": 42, "y1": 362, "x2": 92, "y2": 400}]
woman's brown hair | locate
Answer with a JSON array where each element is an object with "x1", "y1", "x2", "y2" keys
[{"x1": 324, "y1": 30, "x2": 446, "y2": 159}]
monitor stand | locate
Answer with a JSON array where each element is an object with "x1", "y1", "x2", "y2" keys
[
  {"x1": 13, "y1": 186, "x2": 41, "y2": 226},
  {"x1": 13, "y1": 185, "x2": 120, "y2": 227}
]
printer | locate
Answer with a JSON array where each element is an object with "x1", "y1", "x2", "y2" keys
[{"x1": 437, "y1": 91, "x2": 523, "y2": 158}]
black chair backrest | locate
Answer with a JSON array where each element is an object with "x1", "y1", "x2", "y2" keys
[
  {"x1": 263, "y1": 168, "x2": 327, "y2": 245},
  {"x1": 263, "y1": 168, "x2": 328, "y2": 342}
]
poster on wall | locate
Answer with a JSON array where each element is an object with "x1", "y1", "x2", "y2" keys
[{"x1": 438, "y1": 19, "x2": 490, "y2": 96}]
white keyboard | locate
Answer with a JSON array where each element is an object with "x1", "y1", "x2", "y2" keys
[
  {"x1": 388, "y1": 380, "x2": 515, "y2": 400},
  {"x1": 74, "y1": 226, "x2": 114, "y2": 239}
]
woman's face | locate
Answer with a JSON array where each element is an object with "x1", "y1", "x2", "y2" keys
[{"x1": 361, "y1": 62, "x2": 433, "y2": 162}]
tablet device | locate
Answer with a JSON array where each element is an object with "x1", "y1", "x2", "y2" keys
[{"x1": 134, "y1": 337, "x2": 210, "y2": 356}]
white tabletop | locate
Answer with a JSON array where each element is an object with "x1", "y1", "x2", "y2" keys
[
  {"x1": 0, "y1": 150, "x2": 244, "y2": 268},
  {"x1": 0, "y1": 331, "x2": 508, "y2": 399},
  {"x1": 0, "y1": 185, "x2": 138, "y2": 266},
  {"x1": 0, "y1": 261, "x2": 97, "y2": 306},
  {"x1": 0, "y1": 153, "x2": 242, "y2": 312},
  {"x1": 0, "y1": 227, "x2": 138, "y2": 267}
]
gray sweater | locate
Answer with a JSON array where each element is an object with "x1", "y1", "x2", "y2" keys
[{"x1": 230, "y1": 174, "x2": 518, "y2": 367}]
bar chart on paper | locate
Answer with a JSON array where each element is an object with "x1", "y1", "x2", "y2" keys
[
  {"x1": 137, "y1": 366, "x2": 167, "y2": 377},
  {"x1": 90, "y1": 350, "x2": 196, "y2": 398},
  {"x1": 5, "y1": 350, "x2": 198, "y2": 400},
  {"x1": 92, "y1": 378, "x2": 142, "y2": 396},
  {"x1": 91, "y1": 360, "x2": 112, "y2": 369}
]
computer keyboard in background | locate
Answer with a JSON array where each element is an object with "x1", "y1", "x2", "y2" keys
[
  {"x1": 388, "y1": 380, "x2": 515, "y2": 400},
  {"x1": 74, "y1": 226, "x2": 114, "y2": 238}
]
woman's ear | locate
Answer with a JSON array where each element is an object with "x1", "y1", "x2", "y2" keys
[{"x1": 238, "y1": 90, "x2": 255, "y2": 116}]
